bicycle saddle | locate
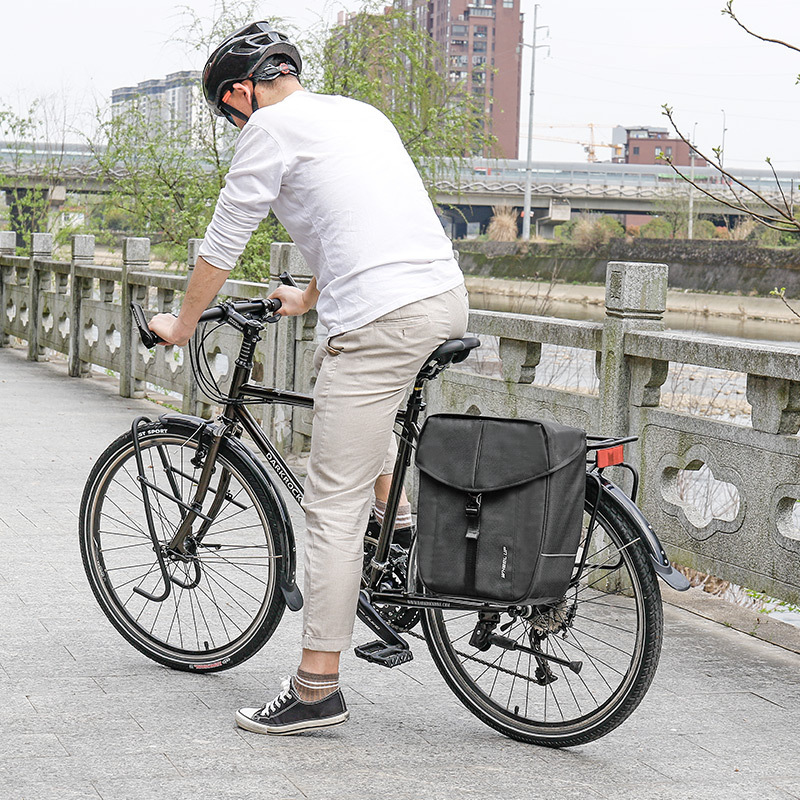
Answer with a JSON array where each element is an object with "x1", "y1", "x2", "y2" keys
[{"x1": 428, "y1": 337, "x2": 481, "y2": 365}]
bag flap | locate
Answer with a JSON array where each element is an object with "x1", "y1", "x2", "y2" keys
[{"x1": 416, "y1": 414, "x2": 585, "y2": 492}]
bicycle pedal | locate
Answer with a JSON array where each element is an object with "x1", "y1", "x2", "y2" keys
[{"x1": 354, "y1": 640, "x2": 413, "y2": 668}]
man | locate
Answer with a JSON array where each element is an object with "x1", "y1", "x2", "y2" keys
[{"x1": 149, "y1": 21, "x2": 468, "y2": 735}]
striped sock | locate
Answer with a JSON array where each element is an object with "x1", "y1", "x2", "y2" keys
[
  {"x1": 292, "y1": 669, "x2": 339, "y2": 703},
  {"x1": 374, "y1": 499, "x2": 413, "y2": 529}
]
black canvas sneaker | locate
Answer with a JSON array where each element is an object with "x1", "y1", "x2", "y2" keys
[{"x1": 236, "y1": 678, "x2": 349, "y2": 735}]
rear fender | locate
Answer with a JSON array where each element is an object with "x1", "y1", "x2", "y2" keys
[
  {"x1": 597, "y1": 478, "x2": 690, "y2": 591},
  {"x1": 158, "y1": 413, "x2": 303, "y2": 611}
]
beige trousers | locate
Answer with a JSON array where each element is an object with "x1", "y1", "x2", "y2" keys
[{"x1": 300, "y1": 284, "x2": 469, "y2": 651}]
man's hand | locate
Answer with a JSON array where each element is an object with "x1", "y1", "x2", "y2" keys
[
  {"x1": 269, "y1": 278, "x2": 319, "y2": 316},
  {"x1": 147, "y1": 313, "x2": 195, "y2": 347}
]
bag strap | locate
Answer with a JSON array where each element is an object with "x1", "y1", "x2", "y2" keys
[{"x1": 464, "y1": 493, "x2": 482, "y2": 594}]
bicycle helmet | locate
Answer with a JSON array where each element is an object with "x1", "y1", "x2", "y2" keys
[{"x1": 202, "y1": 21, "x2": 302, "y2": 123}]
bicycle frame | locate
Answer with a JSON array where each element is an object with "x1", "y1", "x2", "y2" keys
[{"x1": 130, "y1": 302, "x2": 688, "y2": 619}]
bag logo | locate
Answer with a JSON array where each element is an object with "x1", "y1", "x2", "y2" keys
[{"x1": 501, "y1": 546, "x2": 508, "y2": 579}]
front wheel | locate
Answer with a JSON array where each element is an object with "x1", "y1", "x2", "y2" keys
[
  {"x1": 422, "y1": 477, "x2": 664, "y2": 747},
  {"x1": 79, "y1": 419, "x2": 287, "y2": 672}
]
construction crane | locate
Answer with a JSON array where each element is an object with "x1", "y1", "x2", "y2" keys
[{"x1": 532, "y1": 123, "x2": 623, "y2": 162}]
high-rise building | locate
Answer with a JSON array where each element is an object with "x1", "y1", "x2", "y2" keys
[
  {"x1": 399, "y1": 1, "x2": 523, "y2": 158},
  {"x1": 111, "y1": 71, "x2": 204, "y2": 132}
]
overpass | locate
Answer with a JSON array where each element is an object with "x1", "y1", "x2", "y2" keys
[
  {"x1": 434, "y1": 158, "x2": 800, "y2": 236},
  {"x1": 3, "y1": 141, "x2": 798, "y2": 236}
]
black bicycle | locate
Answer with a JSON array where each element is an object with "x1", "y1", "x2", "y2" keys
[{"x1": 79, "y1": 278, "x2": 689, "y2": 747}]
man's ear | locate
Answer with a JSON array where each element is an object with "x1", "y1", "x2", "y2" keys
[{"x1": 231, "y1": 81, "x2": 253, "y2": 103}]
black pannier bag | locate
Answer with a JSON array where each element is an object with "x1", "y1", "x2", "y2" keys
[{"x1": 415, "y1": 414, "x2": 586, "y2": 605}]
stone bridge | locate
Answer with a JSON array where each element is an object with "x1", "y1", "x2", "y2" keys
[{"x1": 1, "y1": 231, "x2": 800, "y2": 798}]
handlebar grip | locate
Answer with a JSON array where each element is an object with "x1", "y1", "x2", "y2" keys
[
  {"x1": 279, "y1": 271, "x2": 299, "y2": 288},
  {"x1": 130, "y1": 302, "x2": 165, "y2": 348}
]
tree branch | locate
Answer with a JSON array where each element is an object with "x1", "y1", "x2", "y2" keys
[{"x1": 722, "y1": 1, "x2": 800, "y2": 55}]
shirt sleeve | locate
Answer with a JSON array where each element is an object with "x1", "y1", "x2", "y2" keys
[{"x1": 198, "y1": 125, "x2": 286, "y2": 271}]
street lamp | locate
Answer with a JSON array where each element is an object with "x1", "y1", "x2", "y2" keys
[{"x1": 521, "y1": 5, "x2": 548, "y2": 240}]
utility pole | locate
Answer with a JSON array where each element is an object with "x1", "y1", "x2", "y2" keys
[
  {"x1": 688, "y1": 122, "x2": 697, "y2": 239},
  {"x1": 521, "y1": 5, "x2": 548, "y2": 240}
]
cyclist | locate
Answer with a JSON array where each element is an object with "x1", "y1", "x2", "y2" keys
[{"x1": 148, "y1": 21, "x2": 468, "y2": 735}]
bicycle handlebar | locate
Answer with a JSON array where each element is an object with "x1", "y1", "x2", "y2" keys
[{"x1": 131, "y1": 296, "x2": 283, "y2": 349}]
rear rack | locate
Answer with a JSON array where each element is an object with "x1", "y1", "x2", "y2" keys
[{"x1": 586, "y1": 434, "x2": 639, "y2": 502}]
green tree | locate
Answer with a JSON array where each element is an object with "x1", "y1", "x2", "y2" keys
[
  {"x1": 0, "y1": 101, "x2": 76, "y2": 253},
  {"x1": 316, "y1": 2, "x2": 494, "y2": 189}
]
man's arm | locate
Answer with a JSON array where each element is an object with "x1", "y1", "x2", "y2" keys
[{"x1": 148, "y1": 257, "x2": 229, "y2": 346}]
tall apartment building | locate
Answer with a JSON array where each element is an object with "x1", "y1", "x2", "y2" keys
[
  {"x1": 111, "y1": 71, "x2": 204, "y2": 131},
  {"x1": 398, "y1": 0, "x2": 523, "y2": 158}
]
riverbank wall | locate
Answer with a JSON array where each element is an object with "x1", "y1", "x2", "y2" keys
[{"x1": 455, "y1": 239, "x2": 800, "y2": 296}]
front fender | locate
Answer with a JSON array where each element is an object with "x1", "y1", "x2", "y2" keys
[
  {"x1": 598, "y1": 478, "x2": 690, "y2": 591},
  {"x1": 159, "y1": 413, "x2": 303, "y2": 611}
]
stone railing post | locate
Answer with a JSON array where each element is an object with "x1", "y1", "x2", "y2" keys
[
  {"x1": 599, "y1": 261, "x2": 668, "y2": 437},
  {"x1": 68, "y1": 235, "x2": 95, "y2": 377},
  {"x1": 746, "y1": 375, "x2": 800, "y2": 435},
  {"x1": 0, "y1": 231, "x2": 15, "y2": 347},
  {"x1": 120, "y1": 238, "x2": 150, "y2": 398},
  {"x1": 27, "y1": 232, "x2": 53, "y2": 361}
]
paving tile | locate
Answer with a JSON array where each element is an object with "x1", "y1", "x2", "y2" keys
[{"x1": 2, "y1": 344, "x2": 800, "y2": 800}]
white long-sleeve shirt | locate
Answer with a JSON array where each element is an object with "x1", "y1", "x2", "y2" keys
[{"x1": 198, "y1": 91, "x2": 464, "y2": 336}]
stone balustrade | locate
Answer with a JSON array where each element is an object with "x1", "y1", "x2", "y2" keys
[{"x1": 2, "y1": 233, "x2": 799, "y2": 605}]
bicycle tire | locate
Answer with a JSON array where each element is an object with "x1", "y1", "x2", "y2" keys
[
  {"x1": 79, "y1": 419, "x2": 286, "y2": 672},
  {"x1": 421, "y1": 476, "x2": 663, "y2": 747}
]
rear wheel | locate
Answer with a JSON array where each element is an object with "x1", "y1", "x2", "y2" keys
[
  {"x1": 79, "y1": 420, "x2": 286, "y2": 672},
  {"x1": 422, "y1": 477, "x2": 663, "y2": 747}
]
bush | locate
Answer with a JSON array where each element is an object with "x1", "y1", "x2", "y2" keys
[
  {"x1": 558, "y1": 214, "x2": 624, "y2": 250},
  {"x1": 486, "y1": 206, "x2": 518, "y2": 242}
]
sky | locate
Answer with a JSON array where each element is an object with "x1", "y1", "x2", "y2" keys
[{"x1": 2, "y1": 0, "x2": 800, "y2": 171}]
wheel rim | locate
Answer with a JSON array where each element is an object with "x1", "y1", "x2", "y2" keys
[
  {"x1": 86, "y1": 435, "x2": 278, "y2": 664},
  {"x1": 425, "y1": 507, "x2": 652, "y2": 739}
]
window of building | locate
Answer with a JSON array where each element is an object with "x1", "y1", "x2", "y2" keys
[
  {"x1": 452, "y1": 24, "x2": 467, "y2": 35},
  {"x1": 474, "y1": 25, "x2": 488, "y2": 38},
  {"x1": 473, "y1": 41, "x2": 487, "y2": 52},
  {"x1": 633, "y1": 146, "x2": 640, "y2": 155},
  {"x1": 503, "y1": 0, "x2": 514, "y2": 6},
  {"x1": 472, "y1": 55, "x2": 487, "y2": 65},
  {"x1": 654, "y1": 147, "x2": 662, "y2": 157},
  {"x1": 665, "y1": 146, "x2": 673, "y2": 156}
]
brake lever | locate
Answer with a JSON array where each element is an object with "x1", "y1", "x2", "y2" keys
[
  {"x1": 279, "y1": 271, "x2": 299, "y2": 288},
  {"x1": 131, "y1": 302, "x2": 167, "y2": 348}
]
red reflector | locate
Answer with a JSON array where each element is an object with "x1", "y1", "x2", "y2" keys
[{"x1": 597, "y1": 445, "x2": 624, "y2": 468}]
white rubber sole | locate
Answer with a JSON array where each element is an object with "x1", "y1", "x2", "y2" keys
[{"x1": 235, "y1": 709, "x2": 350, "y2": 736}]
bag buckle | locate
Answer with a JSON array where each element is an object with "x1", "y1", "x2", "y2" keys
[
  {"x1": 465, "y1": 493, "x2": 482, "y2": 517},
  {"x1": 465, "y1": 493, "x2": 482, "y2": 540}
]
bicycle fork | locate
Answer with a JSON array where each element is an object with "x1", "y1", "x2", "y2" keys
[{"x1": 130, "y1": 415, "x2": 231, "y2": 602}]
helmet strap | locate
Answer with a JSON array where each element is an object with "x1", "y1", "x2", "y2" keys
[{"x1": 219, "y1": 101, "x2": 250, "y2": 126}]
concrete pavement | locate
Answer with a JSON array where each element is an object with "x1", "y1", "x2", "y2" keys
[{"x1": 1, "y1": 344, "x2": 799, "y2": 800}]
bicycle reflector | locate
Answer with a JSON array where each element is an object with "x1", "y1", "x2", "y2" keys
[{"x1": 597, "y1": 445, "x2": 625, "y2": 468}]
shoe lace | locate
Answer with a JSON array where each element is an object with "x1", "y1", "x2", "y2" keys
[{"x1": 263, "y1": 677, "x2": 294, "y2": 715}]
